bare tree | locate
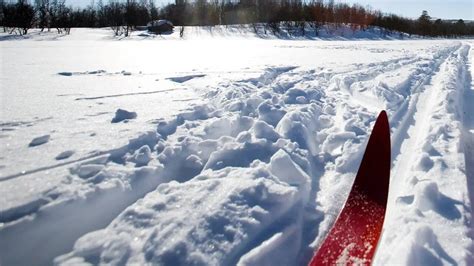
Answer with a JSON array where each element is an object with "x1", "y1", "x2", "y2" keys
[
  {"x1": 0, "y1": 0, "x2": 5, "y2": 32},
  {"x1": 35, "y1": 0, "x2": 50, "y2": 31},
  {"x1": 11, "y1": 0, "x2": 35, "y2": 35}
]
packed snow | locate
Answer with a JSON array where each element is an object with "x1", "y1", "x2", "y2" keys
[{"x1": 0, "y1": 27, "x2": 473, "y2": 266}]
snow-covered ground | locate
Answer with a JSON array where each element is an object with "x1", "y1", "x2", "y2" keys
[{"x1": 0, "y1": 27, "x2": 473, "y2": 265}]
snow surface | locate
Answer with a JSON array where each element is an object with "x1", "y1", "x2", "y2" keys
[{"x1": 0, "y1": 27, "x2": 473, "y2": 266}]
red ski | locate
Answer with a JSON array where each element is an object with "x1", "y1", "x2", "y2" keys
[{"x1": 309, "y1": 111, "x2": 391, "y2": 265}]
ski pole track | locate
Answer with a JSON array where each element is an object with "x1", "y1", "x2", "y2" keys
[{"x1": 1, "y1": 42, "x2": 471, "y2": 266}]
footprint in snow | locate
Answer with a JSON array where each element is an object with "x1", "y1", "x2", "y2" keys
[{"x1": 28, "y1": 135, "x2": 50, "y2": 147}]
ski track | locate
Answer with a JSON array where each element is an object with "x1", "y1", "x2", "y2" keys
[
  {"x1": 1, "y1": 40, "x2": 473, "y2": 265},
  {"x1": 375, "y1": 43, "x2": 474, "y2": 265},
  {"x1": 389, "y1": 45, "x2": 459, "y2": 198},
  {"x1": 463, "y1": 42, "x2": 474, "y2": 265},
  {"x1": 389, "y1": 44, "x2": 461, "y2": 163},
  {"x1": 302, "y1": 44, "x2": 463, "y2": 257}
]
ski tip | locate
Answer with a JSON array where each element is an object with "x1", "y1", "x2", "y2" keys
[
  {"x1": 378, "y1": 110, "x2": 388, "y2": 124},
  {"x1": 374, "y1": 110, "x2": 390, "y2": 137}
]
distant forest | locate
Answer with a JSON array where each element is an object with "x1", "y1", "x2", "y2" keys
[{"x1": 1, "y1": 0, "x2": 473, "y2": 37}]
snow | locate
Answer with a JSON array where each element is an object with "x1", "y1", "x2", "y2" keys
[
  {"x1": 111, "y1": 108, "x2": 137, "y2": 123},
  {"x1": 0, "y1": 27, "x2": 473, "y2": 265}
]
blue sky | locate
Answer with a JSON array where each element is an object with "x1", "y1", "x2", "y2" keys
[
  {"x1": 69, "y1": 0, "x2": 473, "y2": 20},
  {"x1": 344, "y1": 0, "x2": 473, "y2": 20}
]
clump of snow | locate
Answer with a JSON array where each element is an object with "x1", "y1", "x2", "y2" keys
[
  {"x1": 58, "y1": 72, "x2": 73, "y2": 76},
  {"x1": 268, "y1": 149, "x2": 311, "y2": 202},
  {"x1": 111, "y1": 109, "x2": 137, "y2": 123},
  {"x1": 28, "y1": 135, "x2": 50, "y2": 147},
  {"x1": 167, "y1": 74, "x2": 206, "y2": 83},
  {"x1": 413, "y1": 181, "x2": 441, "y2": 212},
  {"x1": 125, "y1": 145, "x2": 152, "y2": 167},
  {"x1": 55, "y1": 150, "x2": 75, "y2": 160},
  {"x1": 251, "y1": 120, "x2": 280, "y2": 142},
  {"x1": 257, "y1": 100, "x2": 286, "y2": 127},
  {"x1": 87, "y1": 70, "x2": 106, "y2": 75},
  {"x1": 75, "y1": 164, "x2": 104, "y2": 179}
]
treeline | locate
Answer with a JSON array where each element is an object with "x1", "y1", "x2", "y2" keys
[
  {"x1": 374, "y1": 11, "x2": 473, "y2": 37},
  {"x1": 0, "y1": 0, "x2": 160, "y2": 35},
  {"x1": 1, "y1": 0, "x2": 473, "y2": 37}
]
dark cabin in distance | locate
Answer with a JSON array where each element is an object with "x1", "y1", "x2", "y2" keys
[{"x1": 147, "y1": 20, "x2": 174, "y2": 34}]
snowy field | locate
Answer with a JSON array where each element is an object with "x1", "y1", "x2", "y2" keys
[{"x1": 1, "y1": 27, "x2": 473, "y2": 265}]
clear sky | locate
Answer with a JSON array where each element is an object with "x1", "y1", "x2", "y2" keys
[
  {"x1": 344, "y1": 0, "x2": 473, "y2": 20},
  {"x1": 69, "y1": 0, "x2": 473, "y2": 20}
]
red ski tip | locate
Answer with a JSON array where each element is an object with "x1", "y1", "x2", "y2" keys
[{"x1": 309, "y1": 110, "x2": 391, "y2": 266}]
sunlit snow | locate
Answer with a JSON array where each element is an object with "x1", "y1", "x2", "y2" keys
[{"x1": 0, "y1": 27, "x2": 473, "y2": 266}]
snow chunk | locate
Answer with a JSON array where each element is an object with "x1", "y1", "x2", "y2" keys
[
  {"x1": 203, "y1": 116, "x2": 254, "y2": 139},
  {"x1": 322, "y1": 132, "x2": 357, "y2": 156},
  {"x1": 56, "y1": 229, "x2": 132, "y2": 265},
  {"x1": 167, "y1": 74, "x2": 206, "y2": 83},
  {"x1": 58, "y1": 72, "x2": 73, "y2": 76},
  {"x1": 257, "y1": 101, "x2": 286, "y2": 127},
  {"x1": 111, "y1": 109, "x2": 137, "y2": 123},
  {"x1": 126, "y1": 145, "x2": 152, "y2": 166},
  {"x1": 413, "y1": 182, "x2": 441, "y2": 212},
  {"x1": 284, "y1": 88, "x2": 308, "y2": 104},
  {"x1": 55, "y1": 150, "x2": 74, "y2": 160},
  {"x1": 251, "y1": 121, "x2": 280, "y2": 142},
  {"x1": 204, "y1": 138, "x2": 276, "y2": 171},
  {"x1": 75, "y1": 164, "x2": 104, "y2": 179},
  {"x1": 268, "y1": 149, "x2": 309, "y2": 186},
  {"x1": 295, "y1": 96, "x2": 308, "y2": 104},
  {"x1": 276, "y1": 103, "x2": 324, "y2": 155},
  {"x1": 28, "y1": 134, "x2": 50, "y2": 147},
  {"x1": 268, "y1": 149, "x2": 310, "y2": 202}
]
